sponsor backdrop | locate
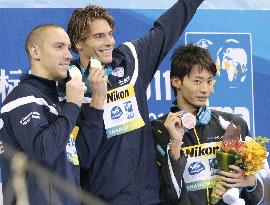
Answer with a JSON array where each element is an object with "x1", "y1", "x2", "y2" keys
[{"x1": 0, "y1": 0, "x2": 270, "y2": 203}]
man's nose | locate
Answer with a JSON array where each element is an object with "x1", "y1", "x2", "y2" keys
[
  {"x1": 104, "y1": 34, "x2": 115, "y2": 45},
  {"x1": 65, "y1": 49, "x2": 72, "y2": 59},
  {"x1": 200, "y1": 82, "x2": 210, "y2": 93}
]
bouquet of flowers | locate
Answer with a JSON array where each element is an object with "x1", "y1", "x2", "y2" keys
[{"x1": 210, "y1": 119, "x2": 269, "y2": 205}]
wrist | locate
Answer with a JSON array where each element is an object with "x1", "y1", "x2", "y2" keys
[
  {"x1": 90, "y1": 94, "x2": 106, "y2": 110},
  {"x1": 170, "y1": 139, "x2": 182, "y2": 147},
  {"x1": 245, "y1": 177, "x2": 257, "y2": 192},
  {"x1": 169, "y1": 140, "x2": 182, "y2": 160}
]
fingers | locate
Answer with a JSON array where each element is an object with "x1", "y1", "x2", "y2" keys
[
  {"x1": 89, "y1": 67, "x2": 106, "y2": 79},
  {"x1": 164, "y1": 112, "x2": 185, "y2": 141},
  {"x1": 229, "y1": 165, "x2": 242, "y2": 173},
  {"x1": 67, "y1": 78, "x2": 86, "y2": 92},
  {"x1": 66, "y1": 78, "x2": 86, "y2": 107},
  {"x1": 220, "y1": 175, "x2": 241, "y2": 183},
  {"x1": 164, "y1": 112, "x2": 182, "y2": 128},
  {"x1": 219, "y1": 167, "x2": 245, "y2": 188},
  {"x1": 220, "y1": 166, "x2": 244, "y2": 179}
]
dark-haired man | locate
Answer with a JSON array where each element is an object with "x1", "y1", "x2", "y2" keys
[{"x1": 152, "y1": 44, "x2": 264, "y2": 205}]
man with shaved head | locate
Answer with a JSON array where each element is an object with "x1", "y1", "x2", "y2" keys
[{"x1": 0, "y1": 24, "x2": 87, "y2": 205}]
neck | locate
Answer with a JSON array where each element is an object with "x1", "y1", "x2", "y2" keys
[
  {"x1": 176, "y1": 98, "x2": 197, "y2": 115},
  {"x1": 30, "y1": 68, "x2": 50, "y2": 80},
  {"x1": 79, "y1": 56, "x2": 89, "y2": 70},
  {"x1": 79, "y1": 55, "x2": 106, "y2": 70}
]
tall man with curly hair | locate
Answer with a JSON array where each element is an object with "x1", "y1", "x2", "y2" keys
[{"x1": 63, "y1": 1, "x2": 205, "y2": 204}]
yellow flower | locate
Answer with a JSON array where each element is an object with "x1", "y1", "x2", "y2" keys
[{"x1": 241, "y1": 138, "x2": 267, "y2": 175}]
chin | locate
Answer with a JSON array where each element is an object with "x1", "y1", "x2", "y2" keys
[
  {"x1": 100, "y1": 56, "x2": 113, "y2": 64},
  {"x1": 58, "y1": 73, "x2": 67, "y2": 80},
  {"x1": 196, "y1": 102, "x2": 207, "y2": 108}
]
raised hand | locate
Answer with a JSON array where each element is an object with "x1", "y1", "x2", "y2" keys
[
  {"x1": 88, "y1": 67, "x2": 108, "y2": 110},
  {"x1": 66, "y1": 76, "x2": 86, "y2": 107},
  {"x1": 164, "y1": 111, "x2": 185, "y2": 160}
]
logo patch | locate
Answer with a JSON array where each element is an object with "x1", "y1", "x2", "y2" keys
[
  {"x1": 188, "y1": 162, "x2": 205, "y2": 175},
  {"x1": 209, "y1": 158, "x2": 219, "y2": 176},
  {"x1": 112, "y1": 67, "x2": 124, "y2": 77},
  {"x1": 66, "y1": 134, "x2": 79, "y2": 165},
  {"x1": 20, "y1": 112, "x2": 40, "y2": 125},
  {"x1": 111, "y1": 106, "x2": 123, "y2": 120},
  {"x1": 123, "y1": 101, "x2": 134, "y2": 119}
]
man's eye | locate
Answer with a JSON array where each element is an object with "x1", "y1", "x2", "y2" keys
[
  {"x1": 194, "y1": 80, "x2": 201, "y2": 85},
  {"x1": 55, "y1": 45, "x2": 63, "y2": 49},
  {"x1": 94, "y1": 34, "x2": 105, "y2": 39}
]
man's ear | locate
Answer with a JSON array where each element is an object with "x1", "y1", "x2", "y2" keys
[
  {"x1": 29, "y1": 44, "x2": 40, "y2": 60},
  {"x1": 171, "y1": 76, "x2": 181, "y2": 90}
]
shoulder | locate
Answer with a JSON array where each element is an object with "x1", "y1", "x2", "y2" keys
[
  {"x1": 151, "y1": 115, "x2": 167, "y2": 129},
  {"x1": 1, "y1": 83, "x2": 50, "y2": 116},
  {"x1": 2, "y1": 83, "x2": 35, "y2": 106},
  {"x1": 151, "y1": 115, "x2": 171, "y2": 154},
  {"x1": 151, "y1": 115, "x2": 169, "y2": 140}
]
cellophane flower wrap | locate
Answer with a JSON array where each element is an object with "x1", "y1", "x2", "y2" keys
[{"x1": 210, "y1": 123, "x2": 269, "y2": 204}]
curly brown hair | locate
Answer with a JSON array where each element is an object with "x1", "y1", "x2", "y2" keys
[{"x1": 67, "y1": 5, "x2": 115, "y2": 54}]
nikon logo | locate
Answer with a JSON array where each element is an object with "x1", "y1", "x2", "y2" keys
[
  {"x1": 184, "y1": 145, "x2": 220, "y2": 158},
  {"x1": 107, "y1": 89, "x2": 129, "y2": 103}
]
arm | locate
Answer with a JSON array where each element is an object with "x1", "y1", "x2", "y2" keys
[
  {"x1": 220, "y1": 117, "x2": 264, "y2": 204},
  {"x1": 132, "y1": 0, "x2": 204, "y2": 85},
  {"x1": 1, "y1": 77, "x2": 85, "y2": 166},
  {"x1": 152, "y1": 113, "x2": 188, "y2": 203},
  {"x1": 76, "y1": 66, "x2": 107, "y2": 169},
  {"x1": 241, "y1": 174, "x2": 264, "y2": 205},
  {"x1": 220, "y1": 165, "x2": 264, "y2": 205},
  {"x1": 75, "y1": 105, "x2": 104, "y2": 169},
  {"x1": 3, "y1": 98, "x2": 80, "y2": 166},
  {"x1": 159, "y1": 151, "x2": 188, "y2": 204}
]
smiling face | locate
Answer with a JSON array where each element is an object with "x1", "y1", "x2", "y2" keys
[
  {"x1": 76, "y1": 18, "x2": 115, "y2": 67},
  {"x1": 29, "y1": 26, "x2": 72, "y2": 81},
  {"x1": 172, "y1": 65, "x2": 214, "y2": 114}
]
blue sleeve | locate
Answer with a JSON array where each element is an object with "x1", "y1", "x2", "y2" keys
[
  {"x1": 241, "y1": 174, "x2": 264, "y2": 205},
  {"x1": 75, "y1": 105, "x2": 104, "y2": 169},
  {"x1": 2, "y1": 99, "x2": 80, "y2": 166},
  {"x1": 158, "y1": 150, "x2": 190, "y2": 204},
  {"x1": 132, "y1": 0, "x2": 204, "y2": 85}
]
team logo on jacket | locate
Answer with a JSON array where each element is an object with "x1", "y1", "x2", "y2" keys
[
  {"x1": 112, "y1": 67, "x2": 124, "y2": 77},
  {"x1": 188, "y1": 162, "x2": 205, "y2": 175},
  {"x1": 66, "y1": 132, "x2": 79, "y2": 166},
  {"x1": 20, "y1": 112, "x2": 40, "y2": 125},
  {"x1": 111, "y1": 106, "x2": 123, "y2": 119},
  {"x1": 123, "y1": 101, "x2": 134, "y2": 119}
]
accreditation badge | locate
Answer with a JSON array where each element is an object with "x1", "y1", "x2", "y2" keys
[
  {"x1": 182, "y1": 141, "x2": 222, "y2": 191},
  {"x1": 103, "y1": 84, "x2": 145, "y2": 138},
  {"x1": 66, "y1": 126, "x2": 80, "y2": 165}
]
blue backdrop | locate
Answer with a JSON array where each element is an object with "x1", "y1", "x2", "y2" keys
[{"x1": 0, "y1": 1, "x2": 270, "y2": 202}]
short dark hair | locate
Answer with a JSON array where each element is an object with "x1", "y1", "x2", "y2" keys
[
  {"x1": 67, "y1": 5, "x2": 115, "y2": 54},
  {"x1": 25, "y1": 24, "x2": 61, "y2": 60},
  {"x1": 170, "y1": 44, "x2": 217, "y2": 96}
]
